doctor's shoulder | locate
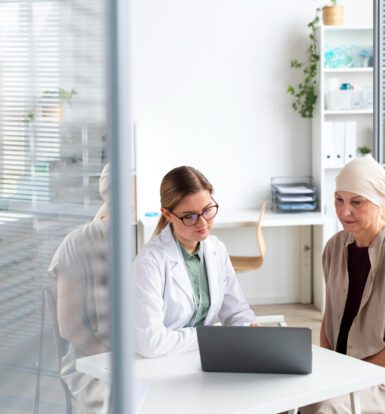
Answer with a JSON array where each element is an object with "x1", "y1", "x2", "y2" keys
[{"x1": 205, "y1": 234, "x2": 228, "y2": 256}]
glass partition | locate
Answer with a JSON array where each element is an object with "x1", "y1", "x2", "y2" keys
[{"x1": 0, "y1": 1, "x2": 116, "y2": 412}]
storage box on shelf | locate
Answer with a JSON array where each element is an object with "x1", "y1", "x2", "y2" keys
[{"x1": 271, "y1": 177, "x2": 317, "y2": 213}]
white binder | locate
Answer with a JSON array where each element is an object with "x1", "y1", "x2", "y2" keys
[
  {"x1": 344, "y1": 121, "x2": 357, "y2": 164},
  {"x1": 323, "y1": 122, "x2": 335, "y2": 168},
  {"x1": 333, "y1": 122, "x2": 345, "y2": 168}
]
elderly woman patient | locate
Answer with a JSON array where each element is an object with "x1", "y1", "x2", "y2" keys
[{"x1": 302, "y1": 155, "x2": 385, "y2": 414}]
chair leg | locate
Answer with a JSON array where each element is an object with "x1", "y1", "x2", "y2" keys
[{"x1": 34, "y1": 289, "x2": 46, "y2": 414}]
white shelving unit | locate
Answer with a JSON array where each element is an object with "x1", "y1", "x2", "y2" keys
[
  {"x1": 311, "y1": 25, "x2": 373, "y2": 311},
  {"x1": 312, "y1": 25, "x2": 373, "y2": 227}
]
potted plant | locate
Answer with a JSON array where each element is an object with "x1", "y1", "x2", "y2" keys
[
  {"x1": 357, "y1": 145, "x2": 371, "y2": 156},
  {"x1": 41, "y1": 88, "x2": 77, "y2": 120},
  {"x1": 322, "y1": 0, "x2": 344, "y2": 26},
  {"x1": 25, "y1": 88, "x2": 77, "y2": 123},
  {"x1": 287, "y1": 11, "x2": 320, "y2": 118}
]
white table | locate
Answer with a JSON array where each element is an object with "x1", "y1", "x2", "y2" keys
[
  {"x1": 0, "y1": 212, "x2": 35, "y2": 268},
  {"x1": 138, "y1": 210, "x2": 328, "y2": 245},
  {"x1": 0, "y1": 211, "x2": 34, "y2": 237},
  {"x1": 76, "y1": 346, "x2": 385, "y2": 414}
]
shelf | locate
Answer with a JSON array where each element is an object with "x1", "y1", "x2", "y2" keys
[
  {"x1": 324, "y1": 166, "x2": 346, "y2": 171},
  {"x1": 324, "y1": 67, "x2": 373, "y2": 73},
  {"x1": 324, "y1": 109, "x2": 373, "y2": 115},
  {"x1": 322, "y1": 25, "x2": 373, "y2": 31}
]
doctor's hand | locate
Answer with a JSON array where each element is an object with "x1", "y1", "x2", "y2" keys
[{"x1": 249, "y1": 322, "x2": 260, "y2": 327}]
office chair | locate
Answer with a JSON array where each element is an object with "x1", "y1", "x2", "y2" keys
[
  {"x1": 34, "y1": 286, "x2": 73, "y2": 414},
  {"x1": 230, "y1": 202, "x2": 266, "y2": 272}
]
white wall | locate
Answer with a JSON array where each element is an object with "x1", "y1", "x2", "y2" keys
[{"x1": 131, "y1": 0, "x2": 372, "y2": 304}]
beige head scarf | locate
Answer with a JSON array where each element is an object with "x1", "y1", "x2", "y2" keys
[
  {"x1": 335, "y1": 155, "x2": 385, "y2": 207},
  {"x1": 95, "y1": 163, "x2": 110, "y2": 220}
]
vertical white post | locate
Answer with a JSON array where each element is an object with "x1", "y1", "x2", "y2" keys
[{"x1": 107, "y1": 0, "x2": 134, "y2": 413}]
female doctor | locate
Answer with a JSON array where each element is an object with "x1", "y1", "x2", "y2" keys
[{"x1": 133, "y1": 166, "x2": 257, "y2": 357}]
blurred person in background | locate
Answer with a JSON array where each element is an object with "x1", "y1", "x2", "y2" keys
[{"x1": 49, "y1": 164, "x2": 111, "y2": 414}]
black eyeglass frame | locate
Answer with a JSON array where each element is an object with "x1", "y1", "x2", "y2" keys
[{"x1": 169, "y1": 198, "x2": 219, "y2": 226}]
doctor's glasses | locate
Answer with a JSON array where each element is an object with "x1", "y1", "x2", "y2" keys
[{"x1": 170, "y1": 201, "x2": 219, "y2": 226}]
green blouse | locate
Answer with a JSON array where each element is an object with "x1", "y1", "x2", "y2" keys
[{"x1": 179, "y1": 242, "x2": 211, "y2": 327}]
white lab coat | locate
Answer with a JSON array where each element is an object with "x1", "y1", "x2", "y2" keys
[{"x1": 133, "y1": 225, "x2": 256, "y2": 357}]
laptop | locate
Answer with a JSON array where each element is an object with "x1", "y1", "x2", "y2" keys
[{"x1": 196, "y1": 325, "x2": 312, "y2": 374}]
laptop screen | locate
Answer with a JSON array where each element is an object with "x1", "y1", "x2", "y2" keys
[{"x1": 197, "y1": 325, "x2": 312, "y2": 374}]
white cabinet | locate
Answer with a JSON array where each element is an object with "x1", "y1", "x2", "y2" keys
[
  {"x1": 311, "y1": 26, "x2": 373, "y2": 311},
  {"x1": 312, "y1": 26, "x2": 373, "y2": 231}
]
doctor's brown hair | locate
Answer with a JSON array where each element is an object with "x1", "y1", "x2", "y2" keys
[{"x1": 153, "y1": 166, "x2": 214, "y2": 236}]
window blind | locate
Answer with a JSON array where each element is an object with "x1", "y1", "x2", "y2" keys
[
  {"x1": 0, "y1": 0, "x2": 107, "y2": 210},
  {"x1": 0, "y1": 2, "x2": 60, "y2": 202},
  {"x1": 0, "y1": 1, "x2": 108, "y2": 401}
]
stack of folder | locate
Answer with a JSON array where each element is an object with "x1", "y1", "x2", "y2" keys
[
  {"x1": 324, "y1": 121, "x2": 356, "y2": 168},
  {"x1": 271, "y1": 177, "x2": 317, "y2": 212}
]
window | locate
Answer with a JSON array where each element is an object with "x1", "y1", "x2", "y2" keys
[{"x1": 0, "y1": 1, "x2": 110, "y2": 411}]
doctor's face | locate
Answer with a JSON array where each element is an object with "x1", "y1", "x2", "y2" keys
[{"x1": 163, "y1": 190, "x2": 217, "y2": 251}]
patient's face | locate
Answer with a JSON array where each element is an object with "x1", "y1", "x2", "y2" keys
[
  {"x1": 166, "y1": 190, "x2": 216, "y2": 252},
  {"x1": 334, "y1": 191, "x2": 380, "y2": 236}
]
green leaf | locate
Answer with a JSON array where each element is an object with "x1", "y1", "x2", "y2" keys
[
  {"x1": 287, "y1": 85, "x2": 295, "y2": 94},
  {"x1": 286, "y1": 9, "x2": 320, "y2": 118},
  {"x1": 24, "y1": 111, "x2": 35, "y2": 123}
]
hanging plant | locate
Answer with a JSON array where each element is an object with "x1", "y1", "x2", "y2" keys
[{"x1": 287, "y1": 10, "x2": 320, "y2": 119}]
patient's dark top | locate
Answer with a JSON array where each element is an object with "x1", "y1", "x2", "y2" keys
[{"x1": 336, "y1": 242, "x2": 371, "y2": 354}]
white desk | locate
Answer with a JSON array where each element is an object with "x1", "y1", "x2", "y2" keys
[
  {"x1": 138, "y1": 210, "x2": 334, "y2": 309},
  {"x1": 138, "y1": 210, "x2": 327, "y2": 244},
  {"x1": 0, "y1": 211, "x2": 34, "y2": 238},
  {"x1": 0, "y1": 212, "x2": 35, "y2": 267},
  {"x1": 76, "y1": 346, "x2": 385, "y2": 414}
]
